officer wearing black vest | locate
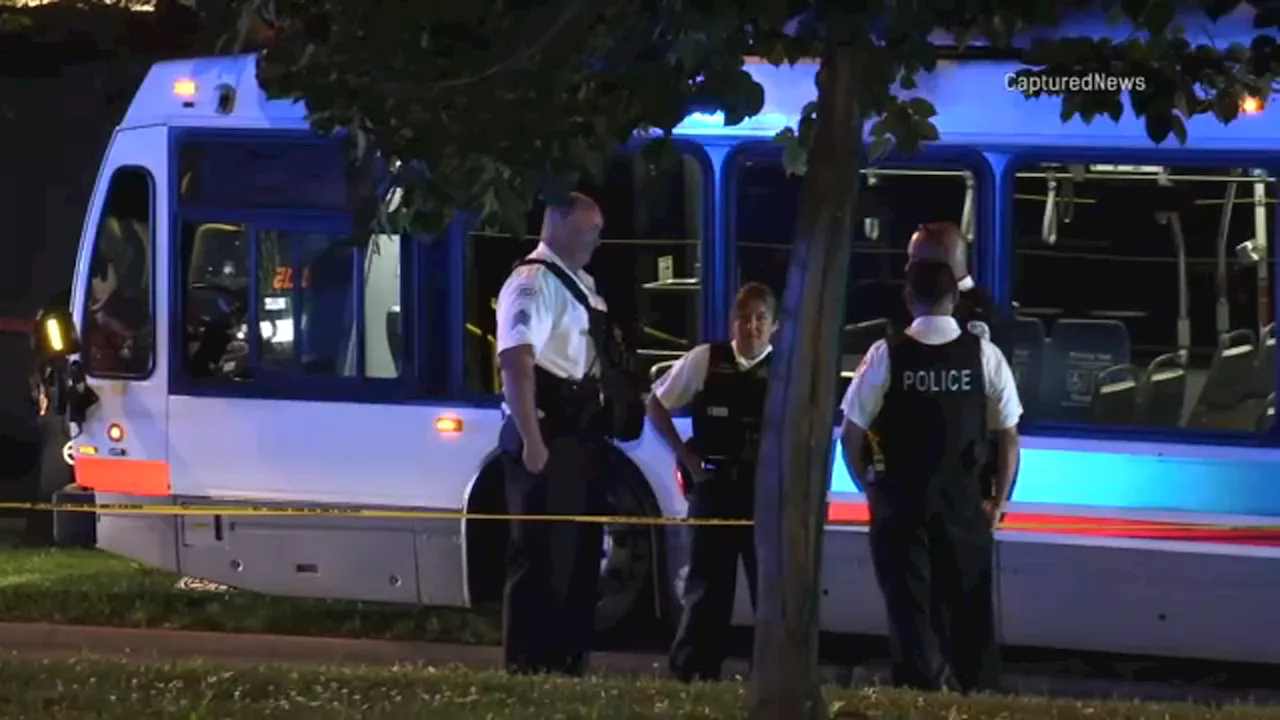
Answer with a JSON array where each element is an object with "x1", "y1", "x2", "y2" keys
[
  {"x1": 876, "y1": 223, "x2": 1011, "y2": 513},
  {"x1": 494, "y1": 192, "x2": 646, "y2": 677},
  {"x1": 840, "y1": 260, "x2": 1022, "y2": 693},
  {"x1": 645, "y1": 282, "x2": 778, "y2": 682},
  {"x1": 887, "y1": 223, "x2": 1007, "y2": 354}
]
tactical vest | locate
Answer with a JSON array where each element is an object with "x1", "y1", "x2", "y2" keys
[
  {"x1": 691, "y1": 343, "x2": 769, "y2": 465},
  {"x1": 513, "y1": 258, "x2": 646, "y2": 441},
  {"x1": 875, "y1": 332, "x2": 988, "y2": 511}
]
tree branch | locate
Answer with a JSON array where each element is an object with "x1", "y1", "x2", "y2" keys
[{"x1": 426, "y1": 0, "x2": 590, "y2": 95}]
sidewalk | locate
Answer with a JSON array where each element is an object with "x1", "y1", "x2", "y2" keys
[{"x1": 0, "y1": 622, "x2": 1274, "y2": 706}]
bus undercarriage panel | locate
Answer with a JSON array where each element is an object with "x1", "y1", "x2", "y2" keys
[{"x1": 96, "y1": 494, "x2": 467, "y2": 607}]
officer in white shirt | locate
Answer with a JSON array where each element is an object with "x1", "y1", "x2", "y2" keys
[
  {"x1": 839, "y1": 260, "x2": 1022, "y2": 694},
  {"x1": 646, "y1": 282, "x2": 777, "y2": 682},
  {"x1": 494, "y1": 192, "x2": 612, "y2": 677}
]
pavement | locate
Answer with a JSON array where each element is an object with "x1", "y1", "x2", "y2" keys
[{"x1": 0, "y1": 622, "x2": 1278, "y2": 706}]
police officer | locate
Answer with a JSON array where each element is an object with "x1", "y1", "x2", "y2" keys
[
  {"x1": 840, "y1": 260, "x2": 1022, "y2": 693},
  {"x1": 905, "y1": 222, "x2": 1007, "y2": 355},
  {"x1": 645, "y1": 282, "x2": 778, "y2": 682},
  {"x1": 495, "y1": 192, "x2": 630, "y2": 677}
]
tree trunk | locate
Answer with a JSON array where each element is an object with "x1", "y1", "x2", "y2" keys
[{"x1": 748, "y1": 46, "x2": 864, "y2": 720}]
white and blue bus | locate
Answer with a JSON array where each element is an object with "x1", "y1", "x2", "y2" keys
[{"x1": 48, "y1": 10, "x2": 1280, "y2": 665}]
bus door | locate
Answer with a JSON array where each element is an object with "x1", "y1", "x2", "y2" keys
[{"x1": 71, "y1": 125, "x2": 171, "y2": 508}]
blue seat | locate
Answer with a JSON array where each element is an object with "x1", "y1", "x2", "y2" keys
[
  {"x1": 1138, "y1": 352, "x2": 1188, "y2": 428},
  {"x1": 1245, "y1": 323, "x2": 1276, "y2": 400},
  {"x1": 1009, "y1": 316, "x2": 1046, "y2": 418},
  {"x1": 1091, "y1": 364, "x2": 1142, "y2": 426},
  {"x1": 1257, "y1": 393, "x2": 1275, "y2": 433},
  {"x1": 1187, "y1": 329, "x2": 1259, "y2": 430},
  {"x1": 843, "y1": 317, "x2": 889, "y2": 356},
  {"x1": 1038, "y1": 318, "x2": 1132, "y2": 423}
]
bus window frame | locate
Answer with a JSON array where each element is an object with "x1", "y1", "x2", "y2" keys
[
  {"x1": 445, "y1": 137, "x2": 718, "y2": 405},
  {"x1": 166, "y1": 128, "x2": 425, "y2": 404},
  {"x1": 721, "y1": 140, "x2": 995, "y2": 428},
  {"x1": 82, "y1": 164, "x2": 158, "y2": 381},
  {"x1": 1000, "y1": 147, "x2": 1280, "y2": 447},
  {"x1": 721, "y1": 141, "x2": 996, "y2": 308}
]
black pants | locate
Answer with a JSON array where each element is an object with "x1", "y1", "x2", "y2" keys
[
  {"x1": 501, "y1": 430, "x2": 605, "y2": 676},
  {"x1": 669, "y1": 472, "x2": 758, "y2": 682},
  {"x1": 868, "y1": 501, "x2": 999, "y2": 693}
]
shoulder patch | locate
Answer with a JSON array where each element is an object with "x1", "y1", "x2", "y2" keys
[
  {"x1": 967, "y1": 320, "x2": 991, "y2": 340},
  {"x1": 516, "y1": 285, "x2": 538, "y2": 300}
]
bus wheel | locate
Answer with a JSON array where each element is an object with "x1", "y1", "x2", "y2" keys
[{"x1": 594, "y1": 456, "x2": 661, "y2": 639}]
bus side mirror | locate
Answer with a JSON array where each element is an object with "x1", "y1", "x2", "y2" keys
[{"x1": 34, "y1": 309, "x2": 79, "y2": 361}]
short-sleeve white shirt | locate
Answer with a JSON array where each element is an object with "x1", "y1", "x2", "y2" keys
[
  {"x1": 494, "y1": 243, "x2": 607, "y2": 380},
  {"x1": 840, "y1": 315, "x2": 1022, "y2": 430},
  {"x1": 650, "y1": 342, "x2": 773, "y2": 411}
]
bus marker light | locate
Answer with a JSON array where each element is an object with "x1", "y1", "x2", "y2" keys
[{"x1": 435, "y1": 416, "x2": 463, "y2": 434}]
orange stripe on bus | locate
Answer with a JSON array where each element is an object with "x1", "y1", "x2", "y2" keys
[
  {"x1": 74, "y1": 456, "x2": 171, "y2": 496},
  {"x1": 826, "y1": 501, "x2": 1280, "y2": 546}
]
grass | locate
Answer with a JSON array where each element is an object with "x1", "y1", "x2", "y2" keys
[
  {"x1": 2, "y1": 657, "x2": 1279, "y2": 719},
  {"x1": 0, "y1": 544, "x2": 501, "y2": 643}
]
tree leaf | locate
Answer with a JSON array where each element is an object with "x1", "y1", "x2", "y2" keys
[
  {"x1": 902, "y1": 96, "x2": 938, "y2": 120},
  {"x1": 774, "y1": 127, "x2": 808, "y2": 176},
  {"x1": 1144, "y1": 109, "x2": 1174, "y2": 143},
  {"x1": 1170, "y1": 112, "x2": 1188, "y2": 145},
  {"x1": 867, "y1": 135, "x2": 894, "y2": 162}
]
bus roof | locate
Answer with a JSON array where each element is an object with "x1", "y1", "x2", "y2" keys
[{"x1": 125, "y1": 39, "x2": 1280, "y2": 152}]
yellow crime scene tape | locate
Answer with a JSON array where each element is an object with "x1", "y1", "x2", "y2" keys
[{"x1": 1, "y1": 501, "x2": 1279, "y2": 535}]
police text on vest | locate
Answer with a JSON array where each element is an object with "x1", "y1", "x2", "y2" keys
[{"x1": 902, "y1": 369, "x2": 973, "y2": 392}]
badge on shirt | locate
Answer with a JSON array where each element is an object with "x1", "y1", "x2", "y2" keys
[
  {"x1": 967, "y1": 320, "x2": 991, "y2": 340},
  {"x1": 511, "y1": 308, "x2": 531, "y2": 330},
  {"x1": 516, "y1": 285, "x2": 538, "y2": 299}
]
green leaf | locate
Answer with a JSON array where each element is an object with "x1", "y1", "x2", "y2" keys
[
  {"x1": 902, "y1": 96, "x2": 937, "y2": 120},
  {"x1": 913, "y1": 119, "x2": 940, "y2": 142},
  {"x1": 1170, "y1": 112, "x2": 1188, "y2": 145},
  {"x1": 867, "y1": 135, "x2": 894, "y2": 162},
  {"x1": 1138, "y1": 0, "x2": 1175, "y2": 34},
  {"x1": 774, "y1": 127, "x2": 808, "y2": 176},
  {"x1": 1144, "y1": 109, "x2": 1174, "y2": 144}
]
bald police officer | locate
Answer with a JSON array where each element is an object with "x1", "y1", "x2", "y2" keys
[
  {"x1": 904, "y1": 222, "x2": 1006, "y2": 355},
  {"x1": 646, "y1": 282, "x2": 778, "y2": 682},
  {"x1": 495, "y1": 192, "x2": 636, "y2": 677},
  {"x1": 840, "y1": 260, "x2": 1022, "y2": 693}
]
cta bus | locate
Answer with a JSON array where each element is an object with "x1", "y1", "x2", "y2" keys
[{"x1": 42, "y1": 14, "x2": 1280, "y2": 664}]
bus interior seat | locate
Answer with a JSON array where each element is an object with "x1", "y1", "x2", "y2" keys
[
  {"x1": 843, "y1": 318, "x2": 889, "y2": 354},
  {"x1": 1246, "y1": 322, "x2": 1276, "y2": 400},
  {"x1": 1038, "y1": 318, "x2": 1132, "y2": 423},
  {"x1": 1010, "y1": 316, "x2": 1046, "y2": 417},
  {"x1": 1137, "y1": 352, "x2": 1187, "y2": 428},
  {"x1": 650, "y1": 359, "x2": 677, "y2": 383},
  {"x1": 386, "y1": 306, "x2": 402, "y2": 375},
  {"x1": 840, "y1": 317, "x2": 889, "y2": 377},
  {"x1": 1186, "y1": 328, "x2": 1258, "y2": 430},
  {"x1": 1090, "y1": 364, "x2": 1142, "y2": 426},
  {"x1": 1258, "y1": 393, "x2": 1275, "y2": 433}
]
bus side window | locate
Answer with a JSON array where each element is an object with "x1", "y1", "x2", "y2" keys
[
  {"x1": 181, "y1": 224, "x2": 403, "y2": 381},
  {"x1": 460, "y1": 149, "x2": 706, "y2": 395},
  {"x1": 256, "y1": 230, "x2": 402, "y2": 379},
  {"x1": 1012, "y1": 163, "x2": 1276, "y2": 435},
  {"x1": 729, "y1": 151, "x2": 979, "y2": 409},
  {"x1": 83, "y1": 167, "x2": 155, "y2": 379},
  {"x1": 181, "y1": 222, "x2": 250, "y2": 380}
]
